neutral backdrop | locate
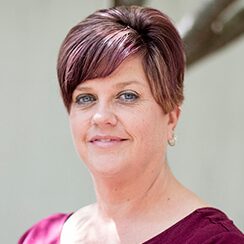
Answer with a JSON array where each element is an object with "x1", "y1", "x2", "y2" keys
[{"x1": 1, "y1": 0, "x2": 243, "y2": 243}]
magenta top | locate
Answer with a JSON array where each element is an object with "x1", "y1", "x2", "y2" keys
[{"x1": 19, "y1": 207, "x2": 244, "y2": 243}]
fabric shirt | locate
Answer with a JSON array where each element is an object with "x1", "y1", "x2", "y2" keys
[{"x1": 19, "y1": 207, "x2": 244, "y2": 243}]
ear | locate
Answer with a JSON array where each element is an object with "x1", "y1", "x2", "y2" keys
[{"x1": 167, "y1": 106, "x2": 181, "y2": 140}]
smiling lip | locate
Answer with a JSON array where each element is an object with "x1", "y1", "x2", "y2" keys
[{"x1": 89, "y1": 135, "x2": 128, "y2": 148}]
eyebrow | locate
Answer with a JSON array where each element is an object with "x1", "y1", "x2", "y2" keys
[
  {"x1": 75, "y1": 80, "x2": 144, "y2": 91},
  {"x1": 114, "y1": 80, "x2": 144, "y2": 89}
]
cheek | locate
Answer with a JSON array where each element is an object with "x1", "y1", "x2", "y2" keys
[
  {"x1": 125, "y1": 109, "x2": 167, "y2": 147},
  {"x1": 143, "y1": 114, "x2": 169, "y2": 151},
  {"x1": 69, "y1": 113, "x2": 89, "y2": 147}
]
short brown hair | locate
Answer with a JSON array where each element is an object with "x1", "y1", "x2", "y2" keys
[{"x1": 57, "y1": 6, "x2": 185, "y2": 113}]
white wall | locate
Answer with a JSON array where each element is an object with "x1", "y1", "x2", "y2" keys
[{"x1": 1, "y1": 1, "x2": 243, "y2": 243}]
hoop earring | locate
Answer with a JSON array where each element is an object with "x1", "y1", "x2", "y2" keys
[{"x1": 168, "y1": 132, "x2": 176, "y2": 146}]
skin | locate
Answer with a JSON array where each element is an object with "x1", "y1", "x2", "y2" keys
[{"x1": 62, "y1": 55, "x2": 207, "y2": 243}]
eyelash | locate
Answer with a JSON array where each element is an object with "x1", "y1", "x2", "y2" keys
[
  {"x1": 75, "y1": 94, "x2": 96, "y2": 106},
  {"x1": 74, "y1": 90, "x2": 139, "y2": 106},
  {"x1": 116, "y1": 91, "x2": 139, "y2": 103}
]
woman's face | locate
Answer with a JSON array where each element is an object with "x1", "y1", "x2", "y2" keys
[{"x1": 69, "y1": 55, "x2": 179, "y2": 179}]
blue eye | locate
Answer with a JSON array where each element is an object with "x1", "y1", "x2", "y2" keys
[
  {"x1": 118, "y1": 91, "x2": 139, "y2": 103},
  {"x1": 75, "y1": 94, "x2": 96, "y2": 105}
]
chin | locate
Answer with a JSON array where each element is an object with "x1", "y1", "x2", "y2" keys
[{"x1": 86, "y1": 157, "x2": 129, "y2": 179}]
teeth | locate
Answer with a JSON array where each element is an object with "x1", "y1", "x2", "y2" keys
[{"x1": 97, "y1": 139, "x2": 112, "y2": 142}]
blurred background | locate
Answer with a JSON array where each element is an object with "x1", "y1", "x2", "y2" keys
[{"x1": 0, "y1": 0, "x2": 243, "y2": 243}]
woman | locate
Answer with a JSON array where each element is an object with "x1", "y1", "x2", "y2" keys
[{"x1": 19, "y1": 5, "x2": 244, "y2": 244}]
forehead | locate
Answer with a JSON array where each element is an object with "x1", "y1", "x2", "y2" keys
[{"x1": 76, "y1": 55, "x2": 149, "y2": 90}]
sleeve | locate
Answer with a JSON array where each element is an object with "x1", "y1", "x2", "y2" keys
[{"x1": 18, "y1": 213, "x2": 71, "y2": 244}]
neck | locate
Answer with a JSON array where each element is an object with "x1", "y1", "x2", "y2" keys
[{"x1": 92, "y1": 161, "x2": 178, "y2": 220}]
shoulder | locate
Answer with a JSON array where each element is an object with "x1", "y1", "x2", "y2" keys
[
  {"x1": 18, "y1": 213, "x2": 72, "y2": 244},
  {"x1": 62, "y1": 203, "x2": 97, "y2": 229},
  {"x1": 145, "y1": 207, "x2": 244, "y2": 244},
  {"x1": 187, "y1": 207, "x2": 244, "y2": 243},
  {"x1": 60, "y1": 204, "x2": 97, "y2": 243},
  {"x1": 204, "y1": 231, "x2": 244, "y2": 243}
]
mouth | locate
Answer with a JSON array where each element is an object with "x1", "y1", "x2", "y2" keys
[{"x1": 89, "y1": 136, "x2": 128, "y2": 147}]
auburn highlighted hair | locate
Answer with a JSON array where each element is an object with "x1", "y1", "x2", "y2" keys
[{"x1": 57, "y1": 5, "x2": 185, "y2": 113}]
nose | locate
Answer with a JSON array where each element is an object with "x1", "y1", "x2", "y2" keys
[{"x1": 91, "y1": 104, "x2": 118, "y2": 128}]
